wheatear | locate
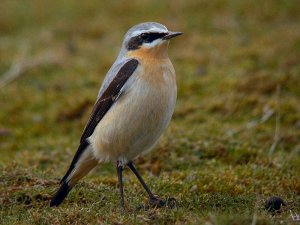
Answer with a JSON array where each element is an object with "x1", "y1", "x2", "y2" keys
[{"x1": 50, "y1": 22, "x2": 182, "y2": 208}]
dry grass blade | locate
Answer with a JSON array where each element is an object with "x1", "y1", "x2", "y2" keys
[{"x1": 0, "y1": 49, "x2": 64, "y2": 89}]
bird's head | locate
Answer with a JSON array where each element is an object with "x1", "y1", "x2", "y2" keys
[{"x1": 121, "y1": 22, "x2": 182, "y2": 59}]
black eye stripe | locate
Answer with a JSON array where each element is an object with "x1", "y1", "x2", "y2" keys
[
  {"x1": 143, "y1": 33, "x2": 166, "y2": 42},
  {"x1": 127, "y1": 32, "x2": 167, "y2": 50}
]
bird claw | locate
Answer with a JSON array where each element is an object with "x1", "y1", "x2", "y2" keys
[
  {"x1": 149, "y1": 196, "x2": 177, "y2": 209},
  {"x1": 149, "y1": 197, "x2": 166, "y2": 208},
  {"x1": 135, "y1": 197, "x2": 177, "y2": 211}
]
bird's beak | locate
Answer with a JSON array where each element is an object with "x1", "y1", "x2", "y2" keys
[{"x1": 162, "y1": 31, "x2": 183, "y2": 40}]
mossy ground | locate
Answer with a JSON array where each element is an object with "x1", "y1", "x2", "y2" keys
[{"x1": 0, "y1": 0, "x2": 299, "y2": 224}]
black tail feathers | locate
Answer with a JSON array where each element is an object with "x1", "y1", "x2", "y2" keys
[{"x1": 50, "y1": 181, "x2": 72, "y2": 207}]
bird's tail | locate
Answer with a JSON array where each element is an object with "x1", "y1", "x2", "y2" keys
[
  {"x1": 50, "y1": 144, "x2": 98, "y2": 207},
  {"x1": 50, "y1": 181, "x2": 71, "y2": 207}
]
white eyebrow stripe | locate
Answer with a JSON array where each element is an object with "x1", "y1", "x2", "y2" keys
[{"x1": 131, "y1": 27, "x2": 168, "y2": 37}]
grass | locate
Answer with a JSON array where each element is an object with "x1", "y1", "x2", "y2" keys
[{"x1": 0, "y1": 0, "x2": 299, "y2": 224}]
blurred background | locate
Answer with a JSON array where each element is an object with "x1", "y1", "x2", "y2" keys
[{"x1": 0, "y1": 0, "x2": 299, "y2": 224}]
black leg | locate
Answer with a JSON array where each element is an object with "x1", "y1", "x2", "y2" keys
[
  {"x1": 127, "y1": 161, "x2": 154, "y2": 198},
  {"x1": 117, "y1": 161, "x2": 124, "y2": 209},
  {"x1": 127, "y1": 161, "x2": 166, "y2": 207}
]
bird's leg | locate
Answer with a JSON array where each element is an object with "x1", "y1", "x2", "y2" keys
[
  {"x1": 117, "y1": 161, "x2": 125, "y2": 210},
  {"x1": 127, "y1": 161, "x2": 165, "y2": 207}
]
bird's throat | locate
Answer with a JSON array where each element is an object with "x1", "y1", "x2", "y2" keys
[{"x1": 128, "y1": 42, "x2": 169, "y2": 60}]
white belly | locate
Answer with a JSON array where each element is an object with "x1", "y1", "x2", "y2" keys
[{"x1": 89, "y1": 68, "x2": 176, "y2": 164}]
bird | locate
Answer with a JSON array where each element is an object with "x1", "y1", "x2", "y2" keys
[{"x1": 50, "y1": 22, "x2": 182, "y2": 208}]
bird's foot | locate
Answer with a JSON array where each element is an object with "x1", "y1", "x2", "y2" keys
[
  {"x1": 119, "y1": 205, "x2": 126, "y2": 214},
  {"x1": 135, "y1": 196, "x2": 177, "y2": 211},
  {"x1": 149, "y1": 196, "x2": 165, "y2": 208},
  {"x1": 149, "y1": 196, "x2": 177, "y2": 209}
]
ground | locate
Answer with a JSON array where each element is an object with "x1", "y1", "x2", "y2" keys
[{"x1": 0, "y1": 0, "x2": 299, "y2": 224}]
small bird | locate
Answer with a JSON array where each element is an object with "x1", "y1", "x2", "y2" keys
[{"x1": 50, "y1": 22, "x2": 182, "y2": 208}]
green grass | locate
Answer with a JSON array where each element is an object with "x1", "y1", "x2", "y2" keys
[{"x1": 0, "y1": 0, "x2": 299, "y2": 224}]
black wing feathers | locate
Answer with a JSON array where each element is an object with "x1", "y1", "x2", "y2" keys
[
  {"x1": 60, "y1": 59, "x2": 139, "y2": 184},
  {"x1": 60, "y1": 141, "x2": 89, "y2": 183},
  {"x1": 80, "y1": 59, "x2": 139, "y2": 142}
]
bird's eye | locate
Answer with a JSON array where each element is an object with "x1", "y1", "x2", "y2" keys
[{"x1": 141, "y1": 33, "x2": 148, "y2": 40}]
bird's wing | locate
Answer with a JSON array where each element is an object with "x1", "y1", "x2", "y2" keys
[{"x1": 60, "y1": 58, "x2": 139, "y2": 184}]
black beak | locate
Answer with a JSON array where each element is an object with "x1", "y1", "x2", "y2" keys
[{"x1": 162, "y1": 31, "x2": 183, "y2": 40}]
